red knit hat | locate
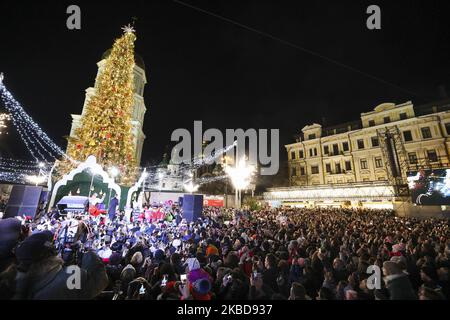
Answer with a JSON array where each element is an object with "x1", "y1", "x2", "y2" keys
[{"x1": 206, "y1": 245, "x2": 219, "y2": 257}]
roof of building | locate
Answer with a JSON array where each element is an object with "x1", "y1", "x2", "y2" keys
[
  {"x1": 101, "y1": 49, "x2": 145, "y2": 70},
  {"x1": 294, "y1": 99, "x2": 450, "y2": 142}
]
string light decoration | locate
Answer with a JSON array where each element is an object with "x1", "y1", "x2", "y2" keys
[
  {"x1": 0, "y1": 157, "x2": 50, "y2": 184},
  {"x1": 64, "y1": 25, "x2": 138, "y2": 185},
  {"x1": 0, "y1": 74, "x2": 67, "y2": 161},
  {"x1": 0, "y1": 113, "x2": 10, "y2": 135},
  {"x1": 0, "y1": 172, "x2": 28, "y2": 183}
]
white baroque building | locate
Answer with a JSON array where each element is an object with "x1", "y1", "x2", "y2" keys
[
  {"x1": 264, "y1": 100, "x2": 450, "y2": 211},
  {"x1": 286, "y1": 101, "x2": 450, "y2": 187},
  {"x1": 69, "y1": 49, "x2": 147, "y2": 165}
]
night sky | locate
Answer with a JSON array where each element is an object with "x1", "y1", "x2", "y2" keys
[{"x1": 1, "y1": 0, "x2": 450, "y2": 184}]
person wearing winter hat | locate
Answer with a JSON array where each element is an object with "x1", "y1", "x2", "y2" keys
[
  {"x1": 383, "y1": 261, "x2": 417, "y2": 300},
  {"x1": 15, "y1": 230, "x2": 55, "y2": 272},
  {"x1": 420, "y1": 265, "x2": 440, "y2": 290},
  {"x1": 0, "y1": 218, "x2": 29, "y2": 299},
  {"x1": 206, "y1": 244, "x2": 219, "y2": 258},
  {"x1": 418, "y1": 284, "x2": 446, "y2": 300},
  {"x1": 111, "y1": 241, "x2": 123, "y2": 253},
  {"x1": 131, "y1": 252, "x2": 143, "y2": 268},
  {"x1": 390, "y1": 255, "x2": 407, "y2": 272},
  {"x1": 289, "y1": 282, "x2": 309, "y2": 300},
  {"x1": 158, "y1": 280, "x2": 181, "y2": 300},
  {"x1": 0, "y1": 218, "x2": 24, "y2": 272},
  {"x1": 98, "y1": 245, "x2": 113, "y2": 263},
  {"x1": 104, "y1": 252, "x2": 124, "y2": 290},
  {"x1": 120, "y1": 264, "x2": 137, "y2": 294},
  {"x1": 109, "y1": 252, "x2": 122, "y2": 266},
  {"x1": 126, "y1": 277, "x2": 151, "y2": 300},
  {"x1": 13, "y1": 231, "x2": 108, "y2": 300},
  {"x1": 153, "y1": 249, "x2": 165, "y2": 262},
  {"x1": 185, "y1": 257, "x2": 201, "y2": 273},
  {"x1": 191, "y1": 278, "x2": 212, "y2": 300},
  {"x1": 186, "y1": 256, "x2": 212, "y2": 291}
]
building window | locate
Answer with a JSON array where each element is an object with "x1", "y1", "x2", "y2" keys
[
  {"x1": 311, "y1": 166, "x2": 319, "y2": 174},
  {"x1": 333, "y1": 144, "x2": 339, "y2": 155},
  {"x1": 403, "y1": 130, "x2": 413, "y2": 142},
  {"x1": 360, "y1": 159, "x2": 368, "y2": 170},
  {"x1": 357, "y1": 139, "x2": 365, "y2": 150},
  {"x1": 290, "y1": 151, "x2": 296, "y2": 160},
  {"x1": 400, "y1": 112, "x2": 407, "y2": 120},
  {"x1": 421, "y1": 127, "x2": 432, "y2": 139},
  {"x1": 342, "y1": 142, "x2": 349, "y2": 152},
  {"x1": 300, "y1": 167, "x2": 305, "y2": 175},
  {"x1": 308, "y1": 133, "x2": 316, "y2": 140},
  {"x1": 368, "y1": 120, "x2": 375, "y2": 127},
  {"x1": 427, "y1": 150, "x2": 438, "y2": 162},
  {"x1": 408, "y1": 152, "x2": 418, "y2": 164},
  {"x1": 335, "y1": 163, "x2": 342, "y2": 174},
  {"x1": 445, "y1": 122, "x2": 450, "y2": 135},
  {"x1": 309, "y1": 149, "x2": 313, "y2": 157},
  {"x1": 384, "y1": 116, "x2": 390, "y2": 124},
  {"x1": 313, "y1": 148, "x2": 318, "y2": 156},
  {"x1": 325, "y1": 163, "x2": 331, "y2": 173},
  {"x1": 345, "y1": 161, "x2": 352, "y2": 171},
  {"x1": 324, "y1": 145, "x2": 329, "y2": 155},
  {"x1": 299, "y1": 150, "x2": 304, "y2": 158},
  {"x1": 375, "y1": 157, "x2": 383, "y2": 168},
  {"x1": 291, "y1": 167, "x2": 297, "y2": 177},
  {"x1": 371, "y1": 137, "x2": 379, "y2": 147}
]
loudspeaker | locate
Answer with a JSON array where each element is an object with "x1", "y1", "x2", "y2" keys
[
  {"x1": 182, "y1": 194, "x2": 203, "y2": 222},
  {"x1": 4, "y1": 185, "x2": 43, "y2": 219}
]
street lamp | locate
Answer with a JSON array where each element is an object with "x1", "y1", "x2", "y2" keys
[
  {"x1": 27, "y1": 175, "x2": 46, "y2": 186},
  {"x1": 225, "y1": 157, "x2": 255, "y2": 208},
  {"x1": 107, "y1": 166, "x2": 120, "y2": 206},
  {"x1": 157, "y1": 171, "x2": 165, "y2": 204},
  {"x1": 184, "y1": 181, "x2": 199, "y2": 194},
  {"x1": 87, "y1": 167, "x2": 102, "y2": 198}
]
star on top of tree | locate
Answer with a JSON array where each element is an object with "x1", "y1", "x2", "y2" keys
[{"x1": 121, "y1": 24, "x2": 135, "y2": 34}]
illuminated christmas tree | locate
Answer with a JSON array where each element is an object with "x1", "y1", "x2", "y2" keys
[{"x1": 64, "y1": 25, "x2": 138, "y2": 184}]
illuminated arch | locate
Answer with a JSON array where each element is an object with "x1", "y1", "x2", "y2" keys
[{"x1": 48, "y1": 155, "x2": 121, "y2": 208}]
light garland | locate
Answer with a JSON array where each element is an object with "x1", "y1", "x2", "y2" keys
[
  {"x1": 0, "y1": 166, "x2": 37, "y2": 174},
  {"x1": 0, "y1": 171, "x2": 28, "y2": 183},
  {"x1": 0, "y1": 158, "x2": 50, "y2": 169},
  {"x1": 0, "y1": 79, "x2": 67, "y2": 161}
]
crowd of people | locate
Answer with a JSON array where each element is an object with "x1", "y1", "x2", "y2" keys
[{"x1": 0, "y1": 204, "x2": 448, "y2": 300}]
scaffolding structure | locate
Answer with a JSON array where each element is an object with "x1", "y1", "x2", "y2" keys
[{"x1": 376, "y1": 125, "x2": 410, "y2": 198}]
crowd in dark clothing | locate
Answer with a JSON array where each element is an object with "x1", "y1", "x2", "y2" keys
[{"x1": 0, "y1": 206, "x2": 448, "y2": 300}]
